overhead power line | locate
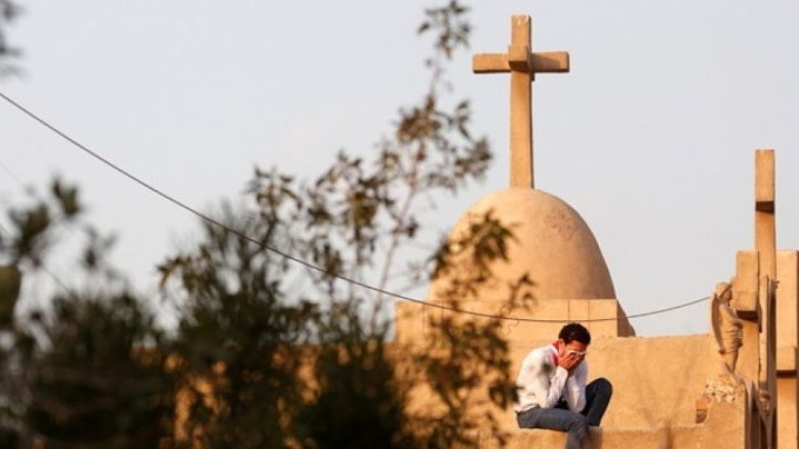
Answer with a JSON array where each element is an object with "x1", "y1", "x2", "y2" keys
[{"x1": 0, "y1": 90, "x2": 710, "y2": 323}]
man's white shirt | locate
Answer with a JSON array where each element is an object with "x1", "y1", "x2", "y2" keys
[{"x1": 514, "y1": 343, "x2": 587, "y2": 413}]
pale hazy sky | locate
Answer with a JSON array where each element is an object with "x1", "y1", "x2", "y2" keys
[{"x1": 2, "y1": 1, "x2": 799, "y2": 336}]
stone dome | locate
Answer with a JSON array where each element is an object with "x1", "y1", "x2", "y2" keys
[{"x1": 428, "y1": 187, "x2": 615, "y2": 303}]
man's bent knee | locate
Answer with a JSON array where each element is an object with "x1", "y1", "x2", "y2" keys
[
  {"x1": 567, "y1": 414, "x2": 588, "y2": 431},
  {"x1": 594, "y1": 377, "x2": 612, "y2": 394}
]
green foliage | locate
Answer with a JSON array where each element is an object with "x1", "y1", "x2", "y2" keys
[
  {"x1": 0, "y1": 265, "x2": 21, "y2": 326},
  {"x1": 294, "y1": 304, "x2": 414, "y2": 449},
  {"x1": 23, "y1": 294, "x2": 174, "y2": 448},
  {"x1": 0, "y1": 0, "x2": 20, "y2": 76},
  {"x1": 418, "y1": 1, "x2": 472, "y2": 61},
  {"x1": 0, "y1": 182, "x2": 176, "y2": 448},
  {"x1": 241, "y1": 0, "x2": 489, "y2": 303},
  {"x1": 1, "y1": 177, "x2": 81, "y2": 267},
  {"x1": 408, "y1": 210, "x2": 526, "y2": 449},
  {"x1": 430, "y1": 211, "x2": 518, "y2": 297},
  {"x1": 161, "y1": 213, "x2": 316, "y2": 449},
  {"x1": 157, "y1": 3, "x2": 516, "y2": 448}
]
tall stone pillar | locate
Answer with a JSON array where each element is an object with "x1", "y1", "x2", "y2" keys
[{"x1": 777, "y1": 251, "x2": 799, "y2": 449}]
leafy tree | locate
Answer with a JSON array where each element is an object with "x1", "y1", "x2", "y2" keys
[
  {"x1": 160, "y1": 209, "x2": 316, "y2": 448},
  {"x1": 23, "y1": 293, "x2": 174, "y2": 448},
  {"x1": 160, "y1": 2, "x2": 519, "y2": 448},
  {"x1": 0, "y1": 0, "x2": 20, "y2": 76},
  {"x1": 1, "y1": 2, "x2": 525, "y2": 448},
  {"x1": 0, "y1": 181, "x2": 177, "y2": 448}
]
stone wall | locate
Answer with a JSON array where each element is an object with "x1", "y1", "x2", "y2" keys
[{"x1": 389, "y1": 332, "x2": 750, "y2": 448}]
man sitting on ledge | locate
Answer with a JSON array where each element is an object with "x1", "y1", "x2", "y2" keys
[{"x1": 515, "y1": 323, "x2": 612, "y2": 449}]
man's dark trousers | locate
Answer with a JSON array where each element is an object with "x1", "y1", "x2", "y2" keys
[{"x1": 516, "y1": 378, "x2": 612, "y2": 449}]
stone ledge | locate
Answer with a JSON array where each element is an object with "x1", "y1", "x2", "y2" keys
[
  {"x1": 473, "y1": 426, "x2": 707, "y2": 449},
  {"x1": 394, "y1": 298, "x2": 634, "y2": 345}
]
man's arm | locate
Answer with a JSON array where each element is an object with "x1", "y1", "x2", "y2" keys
[
  {"x1": 564, "y1": 361, "x2": 587, "y2": 412},
  {"x1": 519, "y1": 351, "x2": 570, "y2": 408}
]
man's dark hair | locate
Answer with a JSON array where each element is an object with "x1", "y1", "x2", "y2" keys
[{"x1": 559, "y1": 322, "x2": 591, "y2": 345}]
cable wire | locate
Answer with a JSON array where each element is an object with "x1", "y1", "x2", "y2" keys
[{"x1": 0, "y1": 90, "x2": 710, "y2": 322}]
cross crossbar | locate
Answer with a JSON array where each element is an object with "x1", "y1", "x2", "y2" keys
[{"x1": 473, "y1": 51, "x2": 570, "y2": 74}]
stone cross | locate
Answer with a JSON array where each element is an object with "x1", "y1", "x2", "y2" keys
[{"x1": 472, "y1": 15, "x2": 570, "y2": 188}]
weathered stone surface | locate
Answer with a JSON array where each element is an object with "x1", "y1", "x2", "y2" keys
[
  {"x1": 390, "y1": 334, "x2": 748, "y2": 448},
  {"x1": 505, "y1": 335, "x2": 715, "y2": 430},
  {"x1": 426, "y1": 188, "x2": 616, "y2": 305},
  {"x1": 395, "y1": 298, "x2": 632, "y2": 345},
  {"x1": 777, "y1": 250, "x2": 799, "y2": 449}
]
